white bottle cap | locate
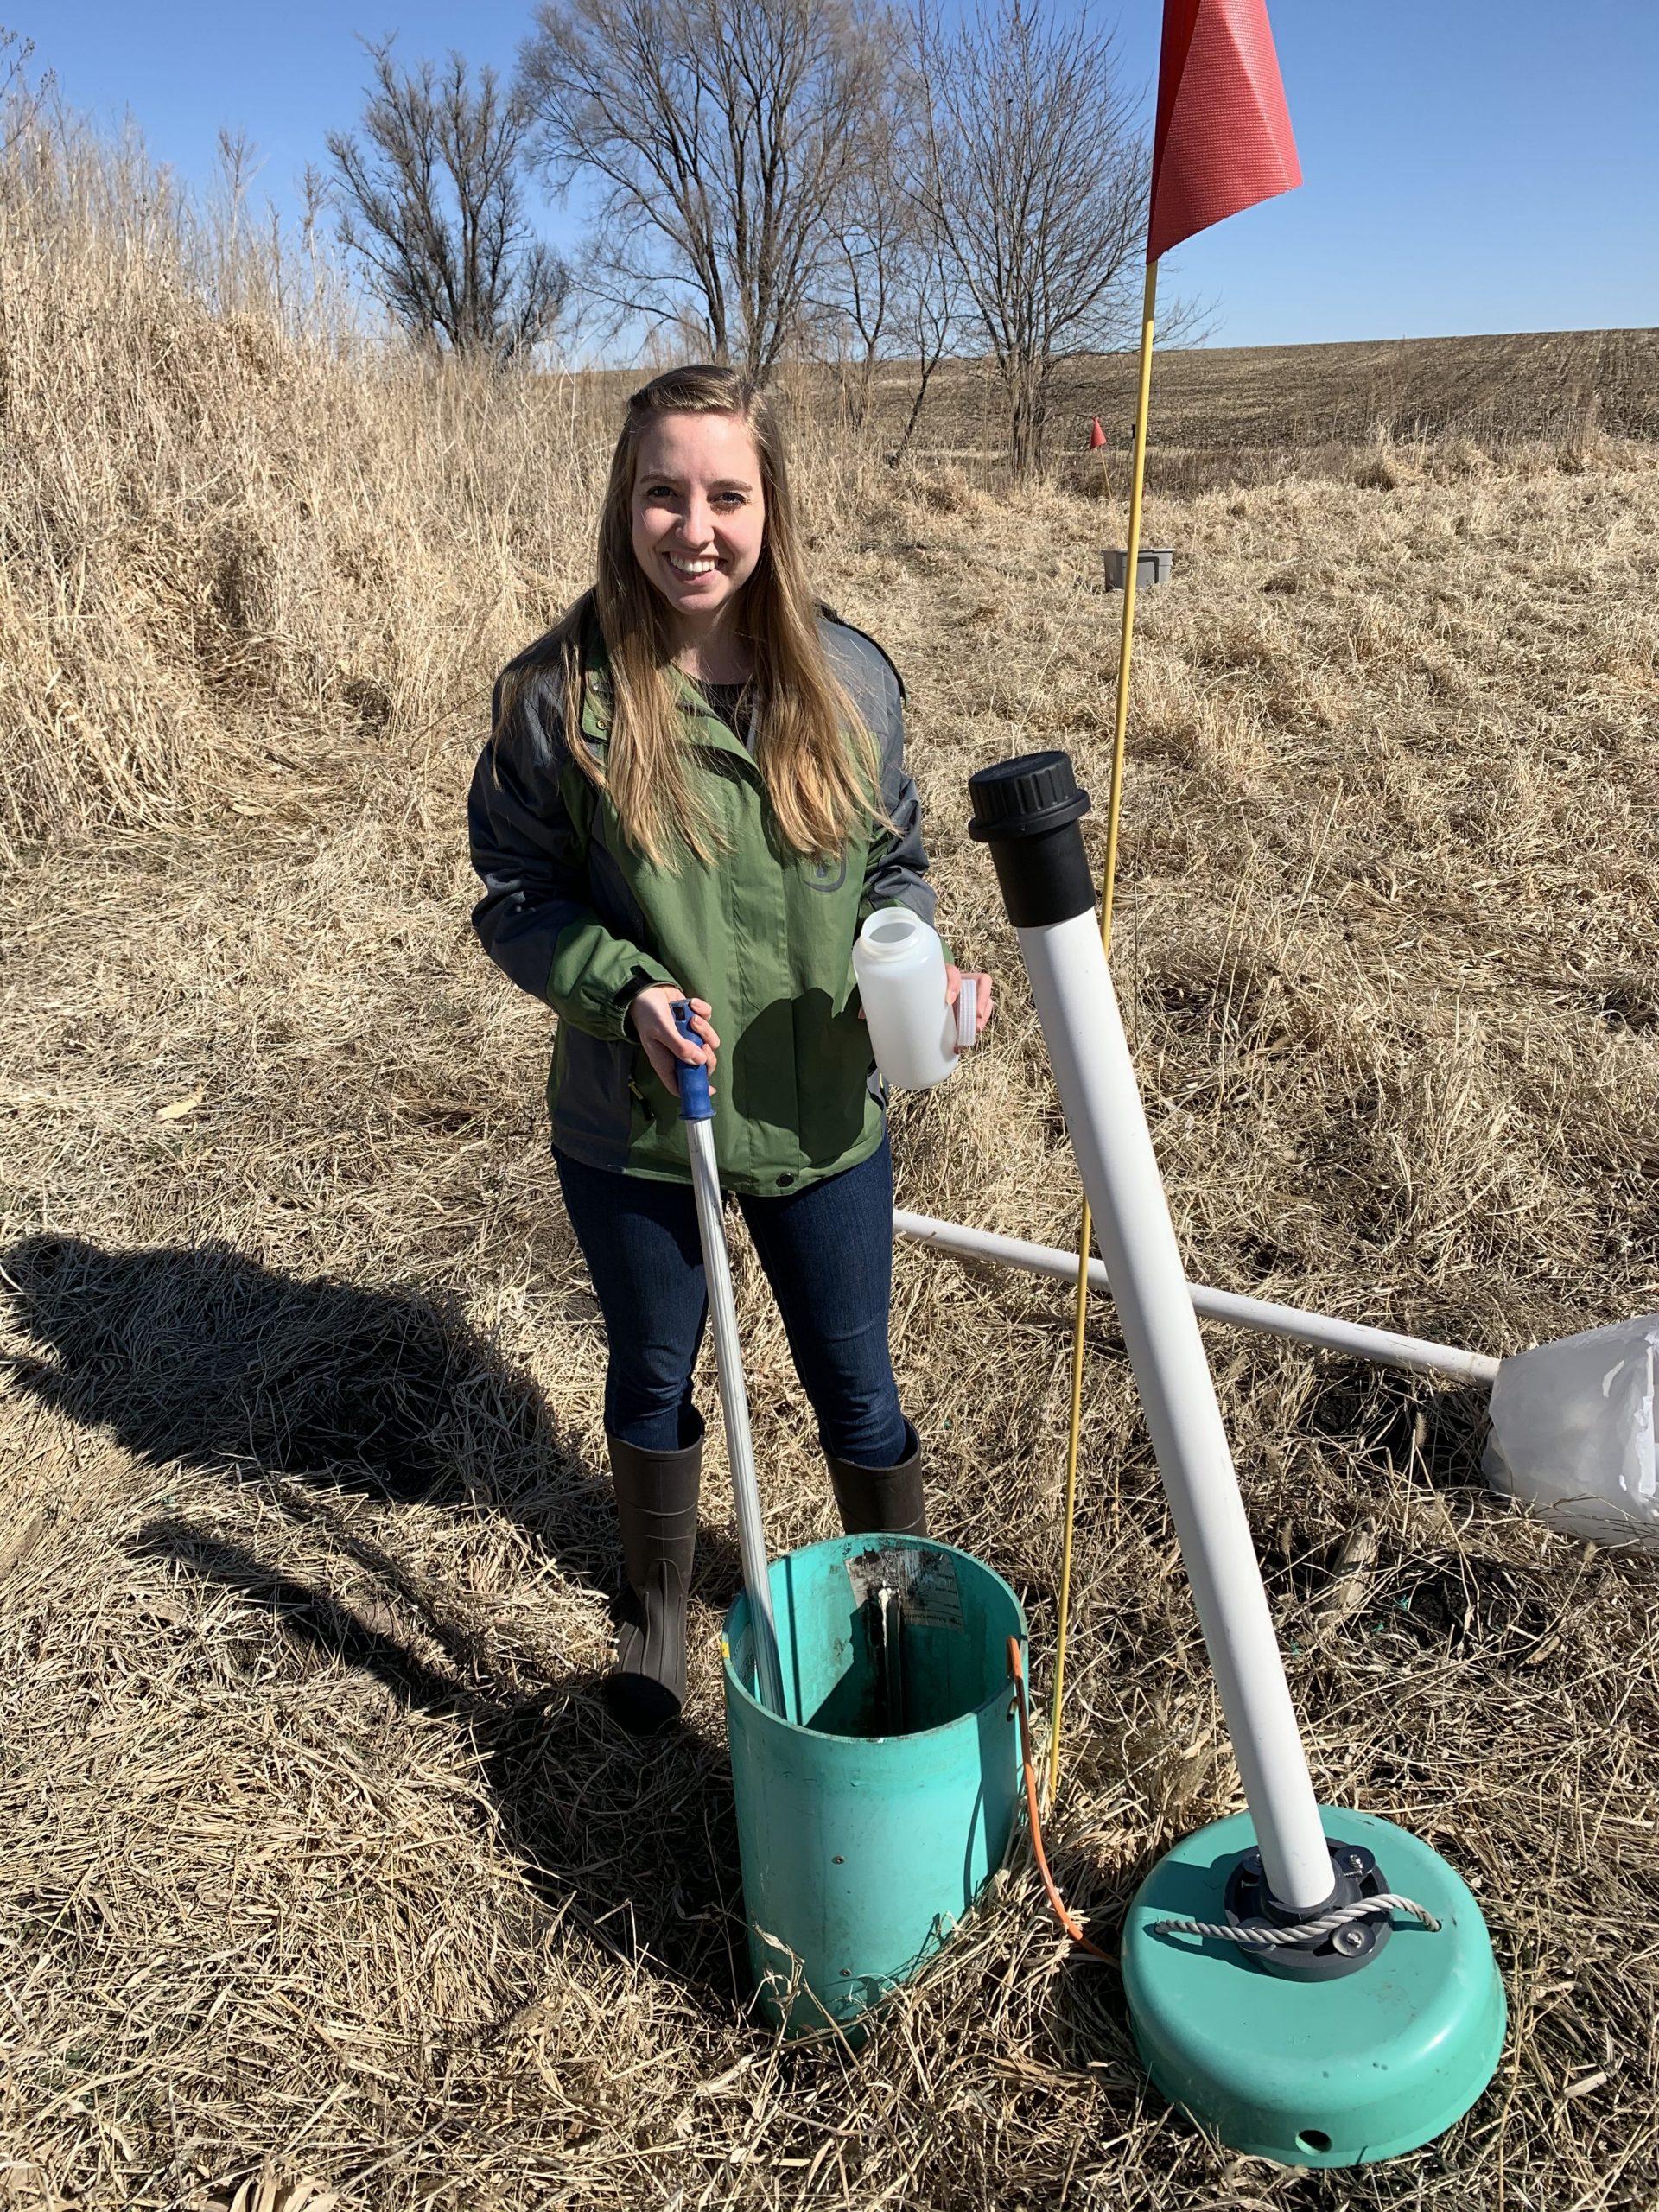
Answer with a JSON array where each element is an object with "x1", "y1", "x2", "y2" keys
[{"x1": 956, "y1": 975, "x2": 977, "y2": 1051}]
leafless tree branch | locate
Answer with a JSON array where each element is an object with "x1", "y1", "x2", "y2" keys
[
  {"x1": 326, "y1": 36, "x2": 570, "y2": 362},
  {"x1": 518, "y1": 0, "x2": 884, "y2": 381},
  {"x1": 906, "y1": 0, "x2": 1157, "y2": 474},
  {"x1": 0, "y1": 26, "x2": 54, "y2": 159}
]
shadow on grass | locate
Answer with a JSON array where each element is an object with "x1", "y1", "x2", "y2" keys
[
  {"x1": 2, "y1": 1231, "x2": 750, "y2": 2014},
  {"x1": 128, "y1": 1518, "x2": 748, "y2": 2012},
  {"x1": 0, "y1": 1230, "x2": 741, "y2": 1591}
]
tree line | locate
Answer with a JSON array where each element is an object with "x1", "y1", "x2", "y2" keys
[{"x1": 322, "y1": 0, "x2": 1159, "y2": 474}]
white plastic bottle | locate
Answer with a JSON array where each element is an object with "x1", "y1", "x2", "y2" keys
[{"x1": 853, "y1": 908, "x2": 961, "y2": 1090}]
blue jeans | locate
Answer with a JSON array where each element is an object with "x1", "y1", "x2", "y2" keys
[{"x1": 555, "y1": 1133, "x2": 910, "y2": 1466}]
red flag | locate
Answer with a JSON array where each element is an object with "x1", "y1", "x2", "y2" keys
[
  {"x1": 1147, "y1": 0, "x2": 1300, "y2": 264},
  {"x1": 1089, "y1": 417, "x2": 1107, "y2": 448}
]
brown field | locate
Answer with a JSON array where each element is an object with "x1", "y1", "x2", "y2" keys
[
  {"x1": 1052, "y1": 325, "x2": 1659, "y2": 447},
  {"x1": 3, "y1": 124, "x2": 1658, "y2": 2211},
  {"x1": 831, "y1": 327, "x2": 1659, "y2": 488}
]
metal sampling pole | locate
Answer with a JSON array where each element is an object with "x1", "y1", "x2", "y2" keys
[
  {"x1": 969, "y1": 754, "x2": 1335, "y2": 1915},
  {"x1": 673, "y1": 1001, "x2": 785, "y2": 1717}
]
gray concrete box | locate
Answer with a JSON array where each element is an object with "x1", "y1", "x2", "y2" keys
[{"x1": 1103, "y1": 548, "x2": 1174, "y2": 590}]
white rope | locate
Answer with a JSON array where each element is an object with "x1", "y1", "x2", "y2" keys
[{"x1": 1149, "y1": 1893, "x2": 1441, "y2": 1948}]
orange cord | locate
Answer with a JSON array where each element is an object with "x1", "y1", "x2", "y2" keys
[{"x1": 1007, "y1": 1638, "x2": 1117, "y2": 1966}]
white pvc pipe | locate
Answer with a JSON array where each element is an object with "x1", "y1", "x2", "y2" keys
[
  {"x1": 1014, "y1": 913, "x2": 1333, "y2": 1911},
  {"x1": 893, "y1": 1211, "x2": 1500, "y2": 1386}
]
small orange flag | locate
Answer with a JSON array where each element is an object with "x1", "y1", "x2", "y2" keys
[{"x1": 1089, "y1": 418, "x2": 1106, "y2": 448}]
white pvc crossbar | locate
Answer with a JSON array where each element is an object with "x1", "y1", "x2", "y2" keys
[{"x1": 893, "y1": 1211, "x2": 1500, "y2": 1387}]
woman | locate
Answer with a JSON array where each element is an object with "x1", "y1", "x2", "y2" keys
[{"x1": 468, "y1": 364, "x2": 992, "y2": 1732}]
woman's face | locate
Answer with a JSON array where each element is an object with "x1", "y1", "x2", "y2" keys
[{"x1": 630, "y1": 410, "x2": 766, "y2": 640}]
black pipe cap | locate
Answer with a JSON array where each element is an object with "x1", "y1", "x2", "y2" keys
[
  {"x1": 966, "y1": 750, "x2": 1096, "y2": 928},
  {"x1": 968, "y1": 751, "x2": 1090, "y2": 842}
]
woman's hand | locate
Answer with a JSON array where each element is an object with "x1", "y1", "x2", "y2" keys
[
  {"x1": 945, "y1": 964, "x2": 995, "y2": 1048},
  {"x1": 629, "y1": 988, "x2": 721, "y2": 1096}
]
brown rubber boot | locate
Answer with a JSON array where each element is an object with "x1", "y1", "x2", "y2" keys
[
  {"x1": 825, "y1": 1421, "x2": 927, "y2": 1538},
  {"x1": 605, "y1": 1422, "x2": 702, "y2": 1734}
]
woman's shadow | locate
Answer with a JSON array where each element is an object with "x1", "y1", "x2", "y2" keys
[{"x1": 2, "y1": 1230, "x2": 748, "y2": 2012}]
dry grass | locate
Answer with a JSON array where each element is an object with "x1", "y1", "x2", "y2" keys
[{"x1": 3, "y1": 108, "x2": 1659, "y2": 2212}]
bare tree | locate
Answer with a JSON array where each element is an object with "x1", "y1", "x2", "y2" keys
[
  {"x1": 827, "y1": 140, "x2": 908, "y2": 429},
  {"x1": 907, "y1": 0, "x2": 1151, "y2": 475},
  {"x1": 823, "y1": 138, "x2": 961, "y2": 461},
  {"x1": 518, "y1": 0, "x2": 882, "y2": 382},
  {"x1": 885, "y1": 226, "x2": 960, "y2": 466},
  {"x1": 327, "y1": 37, "x2": 570, "y2": 361}
]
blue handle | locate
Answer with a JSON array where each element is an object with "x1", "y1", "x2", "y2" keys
[{"x1": 672, "y1": 999, "x2": 713, "y2": 1121}]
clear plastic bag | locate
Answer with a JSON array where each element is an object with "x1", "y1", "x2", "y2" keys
[{"x1": 1484, "y1": 1313, "x2": 1659, "y2": 1548}]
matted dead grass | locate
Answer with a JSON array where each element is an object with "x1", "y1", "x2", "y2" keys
[{"x1": 3, "y1": 110, "x2": 1659, "y2": 2212}]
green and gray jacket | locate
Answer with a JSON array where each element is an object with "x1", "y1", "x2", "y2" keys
[{"x1": 467, "y1": 604, "x2": 936, "y2": 1196}]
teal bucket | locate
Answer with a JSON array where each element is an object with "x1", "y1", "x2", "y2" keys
[{"x1": 721, "y1": 1533, "x2": 1027, "y2": 2037}]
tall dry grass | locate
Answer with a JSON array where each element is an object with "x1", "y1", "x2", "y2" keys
[
  {"x1": 0, "y1": 109, "x2": 611, "y2": 859},
  {"x1": 3, "y1": 96, "x2": 1658, "y2": 2212}
]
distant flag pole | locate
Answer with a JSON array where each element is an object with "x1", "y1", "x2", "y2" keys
[{"x1": 1046, "y1": 0, "x2": 1301, "y2": 1808}]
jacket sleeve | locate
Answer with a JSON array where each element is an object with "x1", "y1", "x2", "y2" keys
[
  {"x1": 467, "y1": 673, "x2": 679, "y2": 1039},
  {"x1": 860, "y1": 668, "x2": 939, "y2": 931}
]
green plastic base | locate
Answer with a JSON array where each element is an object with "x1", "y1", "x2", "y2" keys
[{"x1": 1122, "y1": 1808, "x2": 1505, "y2": 2167}]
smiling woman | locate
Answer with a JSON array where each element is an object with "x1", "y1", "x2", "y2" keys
[
  {"x1": 631, "y1": 411, "x2": 767, "y2": 647},
  {"x1": 467, "y1": 364, "x2": 993, "y2": 1732}
]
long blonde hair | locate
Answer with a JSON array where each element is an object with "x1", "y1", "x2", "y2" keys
[{"x1": 504, "y1": 365, "x2": 877, "y2": 868}]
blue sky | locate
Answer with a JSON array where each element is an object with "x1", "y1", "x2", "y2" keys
[{"x1": 16, "y1": 0, "x2": 1658, "y2": 349}]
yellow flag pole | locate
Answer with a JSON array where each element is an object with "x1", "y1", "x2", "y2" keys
[{"x1": 1045, "y1": 255, "x2": 1160, "y2": 1808}]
